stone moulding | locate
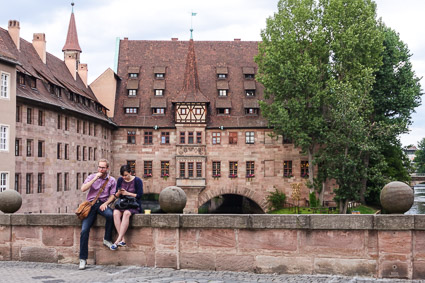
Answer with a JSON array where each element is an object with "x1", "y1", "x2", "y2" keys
[{"x1": 0, "y1": 214, "x2": 424, "y2": 230}]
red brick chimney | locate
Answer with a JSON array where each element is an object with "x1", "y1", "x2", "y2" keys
[
  {"x1": 33, "y1": 33, "x2": 46, "y2": 64},
  {"x1": 8, "y1": 20, "x2": 20, "y2": 50},
  {"x1": 79, "y1": 64, "x2": 88, "y2": 87}
]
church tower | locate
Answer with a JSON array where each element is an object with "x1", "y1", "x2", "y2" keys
[{"x1": 62, "y1": 3, "x2": 82, "y2": 81}]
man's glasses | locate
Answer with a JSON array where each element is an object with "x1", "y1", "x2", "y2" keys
[{"x1": 98, "y1": 166, "x2": 107, "y2": 169}]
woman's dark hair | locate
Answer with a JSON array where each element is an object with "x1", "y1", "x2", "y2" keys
[{"x1": 120, "y1": 165, "x2": 132, "y2": 176}]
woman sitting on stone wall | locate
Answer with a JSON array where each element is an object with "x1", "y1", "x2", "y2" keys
[{"x1": 110, "y1": 165, "x2": 143, "y2": 250}]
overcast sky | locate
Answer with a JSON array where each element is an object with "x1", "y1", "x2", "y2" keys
[{"x1": 1, "y1": 0, "x2": 423, "y2": 147}]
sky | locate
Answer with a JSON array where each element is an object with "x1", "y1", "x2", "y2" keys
[{"x1": 0, "y1": 0, "x2": 424, "y2": 147}]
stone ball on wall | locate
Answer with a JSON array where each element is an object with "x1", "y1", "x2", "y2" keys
[
  {"x1": 159, "y1": 186, "x2": 187, "y2": 213},
  {"x1": 380, "y1": 181, "x2": 414, "y2": 214},
  {"x1": 0, "y1": 189, "x2": 22, "y2": 213}
]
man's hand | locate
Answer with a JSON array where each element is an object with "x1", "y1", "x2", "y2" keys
[
  {"x1": 95, "y1": 172, "x2": 103, "y2": 179},
  {"x1": 99, "y1": 203, "x2": 108, "y2": 211}
]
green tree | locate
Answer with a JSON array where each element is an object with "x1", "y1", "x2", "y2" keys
[
  {"x1": 359, "y1": 26, "x2": 422, "y2": 203},
  {"x1": 255, "y1": 0, "x2": 330, "y2": 188},
  {"x1": 256, "y1": 0, "x2": 383, "y2": 212},
  {"x1": 415, "y1": 138, "x2": 425, "y2": 173}
]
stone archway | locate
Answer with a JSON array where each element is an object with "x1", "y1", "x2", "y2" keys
[{"x1": 198, "y1": 186, "x2": 267, "y2": 213}]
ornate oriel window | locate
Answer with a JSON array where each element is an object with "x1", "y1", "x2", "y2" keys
[{"x1": 175, "y1": 103, "x2": 207, "y2": 123}]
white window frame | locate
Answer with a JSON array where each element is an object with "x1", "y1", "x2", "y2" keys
[
  {"x1": 245, "y1": 131, "x2": 255, "y2": 144},
  {"x1": 128, "y1": 89, "x2": 137, "y2": 96},
  {"x1": 1, "y1": 71, "x2": 10, "y2": 99},
  {"x1": 218, "y1": 89, "x2": 227, "y2": 97},
  {"x1": 0, "y1": 125, "x2": 9, "y2": 151},
  {"x1": 0, "y1": 172, "x2": 9, "y2": 192},
  {"x1": 155, "y1": 89, "x2": 164, "y2": 96}
]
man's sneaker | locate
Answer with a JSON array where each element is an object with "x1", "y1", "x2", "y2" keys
[
  {"x1": 110, "y1": 243, "x2": 118, "y2": 251},
  {"x1": 79, "y1": 259, "x2": 86, "y2": 270},
  {"x1": 117, "y1": 241, "x2": 126, "y2": 247},
  {"x1": 103, "y1": 239, "x2": 113, "y2": 249}
]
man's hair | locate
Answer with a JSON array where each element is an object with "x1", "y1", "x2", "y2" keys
[{"x1": 98, "y1": 158, "x2": 109, "y2": 168}]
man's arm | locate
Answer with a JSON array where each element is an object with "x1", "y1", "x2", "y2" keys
[{"x1": 81, "y1": 172, "x2": 102, "y2": 192}]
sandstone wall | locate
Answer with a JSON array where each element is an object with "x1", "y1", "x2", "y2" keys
[{"x1": 0, "y1": 214, "x2": 424, "y2": 279}]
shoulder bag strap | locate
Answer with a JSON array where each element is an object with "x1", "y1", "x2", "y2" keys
[{"x1": 90, "y1": 177, "x2": 110, "y2": 205}]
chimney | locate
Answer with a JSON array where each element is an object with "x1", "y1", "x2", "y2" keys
[
  {"x1": 79, "y1": 64, "x2": 88, "y2": 87},
  {"x1": 33, "y1": 33, "x2": 46, "y2": 64},
  {"x1": 8, "y1": 20, "x2": 20, "y2": 50},
  {"x1": 171, "y1": 38, "x2": 178, "y2": 41}
]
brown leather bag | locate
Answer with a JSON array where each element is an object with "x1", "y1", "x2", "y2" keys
[{"x1": 76, "y1": 177, "x2": 110, "y2": 220}]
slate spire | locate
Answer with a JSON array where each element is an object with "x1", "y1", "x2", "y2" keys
[
  {"x1": 62, "y1": 3, "x2": 82, "y2": 52},
  {"x1": 174, "y1": 39, "x2": 209, "y2": 103}
]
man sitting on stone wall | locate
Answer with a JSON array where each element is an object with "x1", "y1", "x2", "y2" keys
[{"x1": 79, "y1": 159, "x2": 117, "y2": 270}]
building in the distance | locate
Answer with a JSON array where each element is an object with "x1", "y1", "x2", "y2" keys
[
  {"x1": 1, "y1": 7, "x2": 335, "y2": 214},
  {"x1": 0, "y1": 11, "x2": 115, "y2": 213},
  {"x1": 93, "y1": 37, "x2": 335, "y2": 213}
]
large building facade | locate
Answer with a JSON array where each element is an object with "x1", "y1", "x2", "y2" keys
[
  {"x1": 0, "y1": 14, "x2": 115, "y2": 213},
  {"x1": 1, "y1": 10, "x2": 335, "y2": 214}
]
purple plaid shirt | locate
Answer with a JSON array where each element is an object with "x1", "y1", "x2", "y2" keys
[{"x1": 84, "y1": 173, "x2": 117, "y2": 202}]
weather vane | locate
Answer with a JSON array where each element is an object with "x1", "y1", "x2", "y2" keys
[{"x1": 190, "y1": 11, "x2": 197, "y2": 39}]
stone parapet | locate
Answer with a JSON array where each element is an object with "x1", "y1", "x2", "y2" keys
[
  {"x1": 0, "y1": 214, "x2": 424, "y2": 230},
  {"x1": 0, "y1": 213, "x2": 424, "y2": 279}
]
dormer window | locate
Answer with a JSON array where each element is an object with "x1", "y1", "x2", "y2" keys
[
  {"x1": 18, "y1": 73, "x2": 25, "y2": 85},
  {"x1": 153, "y1": 108, "x2": 165, "y2": 114},
  {"x1": 29, "y1": 77, "x2": 36, "y2": 89},
  {"x1": 55, "y1": 87, "x2": 61, "y2": 98},
  {"x1": 218, "y1": 89, "x2": 227, "y2": 97},
  {"x1": 242, "y1": 67, "x2": 255, "y2": 80},
  {"x1": 245, "y1": 108, "x2": 258, "y2": 115},
  {"x1": 246, "y1": 90, "x2": 255, "y2": 97},
  {"x1": 216, "y1": 67, "x2": 228, "y2": 80},
  {"x1": 129, "y1": 73, "x2": 138, "y2": 78},
  {"x1": 217, "y1": 108, "x2": 230, "y2": 115},
  {"x1": 128, "y1": 89, "x2": 137, "y2": 96},
  {"x1": 125, "y1": 107, "x2": 138, "y2": 114},
  {"x1": 154, "y1": 66, "x2": 166, "y2": 79}
]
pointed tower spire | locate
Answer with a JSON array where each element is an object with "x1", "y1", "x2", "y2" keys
[
  {"x1": 63, "y1": 2, "x2": 82, "y2": 80},
  {"x1": 174, "y1": 40, "x2": 209, "y2": 103},
  {"x1": 62, "y1": 3, "x2": 81, "y2": 52}
]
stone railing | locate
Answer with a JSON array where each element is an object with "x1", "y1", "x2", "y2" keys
[{"x1": 0, "y1": 214, "x2": 424, "y2": 279}]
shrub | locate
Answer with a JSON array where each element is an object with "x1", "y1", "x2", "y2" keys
[
  {"x1": 266, "y1": 188, "x2": 286, "y2": 211},
  {"x1": 309, "y1": 192, "x2": 318, "y2": 208}
]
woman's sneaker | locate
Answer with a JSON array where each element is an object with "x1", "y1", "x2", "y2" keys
[
  {"x1": 79, "y1": 259, "x2": 86, "y2": 270},
  {"x1": 117, "y1": 241, "x2": 126, "y2": 247},
  {"x1": 110, "y1": 244, "x2": 118, "y2": 251}
]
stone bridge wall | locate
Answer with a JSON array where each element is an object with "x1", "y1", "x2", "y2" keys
[{"x1": 0, "y1": 214, "x2": 424, "y2": 279}]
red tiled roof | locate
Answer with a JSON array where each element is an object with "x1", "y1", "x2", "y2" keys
[
  {"x1": 62, "y1": 12, "x2": 82, "y2": 52},
  {"x1": 114, "y1": 39, "x2": 267, "y2": 128},
  {"x1": 0, "y1": 26, "x2": 110, "y2": 124}
]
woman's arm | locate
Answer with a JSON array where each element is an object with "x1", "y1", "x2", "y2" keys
[{"x1": 134, "y1": 177, "x2": 144, "y2": 199}]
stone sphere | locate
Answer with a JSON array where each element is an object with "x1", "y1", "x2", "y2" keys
[
  {"x1": 380, "y1": 181, "x2": 414, "y2": 214},
  {"x1": 0, "y1": 189, "x2": 22, "y2": 213},
  {"x1": 159, "y1": 186, "x2": 187, "y2": 213}
]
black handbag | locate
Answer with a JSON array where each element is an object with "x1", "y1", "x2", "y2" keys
[{"x1": 114, "y1": 195, "x2": 139, "y2": 210}]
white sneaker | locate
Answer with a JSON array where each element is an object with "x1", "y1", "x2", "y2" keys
[
  {"x1": 103, "y1": 239, "x2": 113, "y2": 248},
  {"x1": 79, "y1": 259, "x2": 86, "y2": 270}
]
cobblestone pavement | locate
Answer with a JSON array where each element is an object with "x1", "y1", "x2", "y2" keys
[{"x1": 0, "y1": 261, "x2": 423, "y2": 283}]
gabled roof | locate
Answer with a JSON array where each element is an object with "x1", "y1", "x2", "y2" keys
[
  {"x1": 114, "y1": 39, "x2": 267, "y2": 128},
  {"x1": 62, "y1": 12, "x2": 82, "y2": 52},
  {"x1": 0, "y1": 26, "x2": 110, "y2": 124}
]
